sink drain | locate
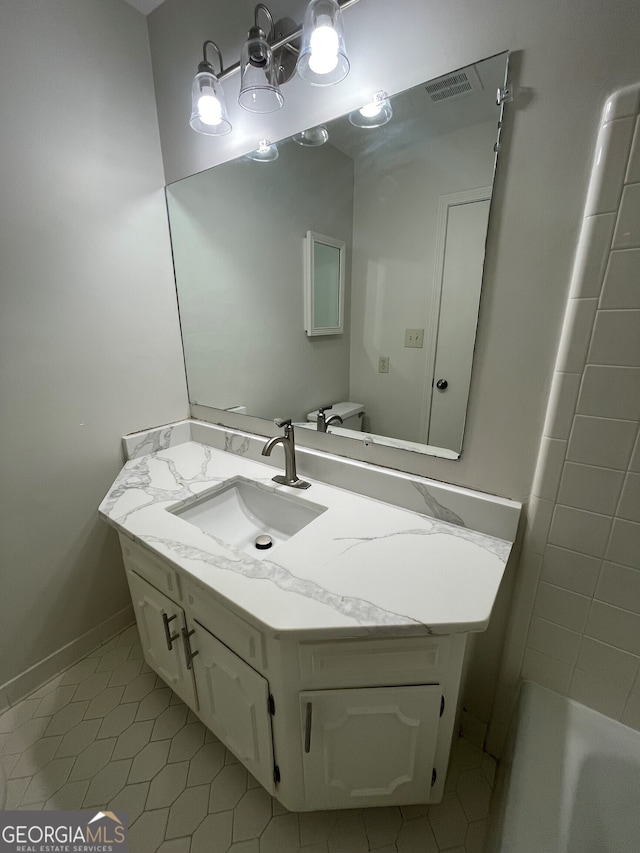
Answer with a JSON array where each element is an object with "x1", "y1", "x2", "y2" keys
[{"x1": 255, "y1": 534, "x2": 273, "y2": 550}]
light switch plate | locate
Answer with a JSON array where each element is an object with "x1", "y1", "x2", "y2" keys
[{"x1": 404, "y1": 328, "x2": 424, "y2": 348}]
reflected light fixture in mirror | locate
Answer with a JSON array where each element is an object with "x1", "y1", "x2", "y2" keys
[
  {"x1": 239, "y1": 4, "x2": 284, "y2": 113},
  {"x1": 292, "y1": 125, "x2": 329, "y2": 146},
  {"x1": 189, "y1": 0, "x2": 359, "y2": 135},
  {"x1": 189, "y1": 41, "x2": 232, "y2": 135},
  {"x1": 247, "y1": 139, "x2": 279, "y2": 162},
  {"x1": 349, "y1": 90, "x2": 393, "y2": 128}
]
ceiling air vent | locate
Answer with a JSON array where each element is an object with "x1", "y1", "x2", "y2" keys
[{"x1": 425, "y1": 66, "x2": 483, "y2": 103}]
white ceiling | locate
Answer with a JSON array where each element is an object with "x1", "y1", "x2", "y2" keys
[{"x1": 123, "y1": 0, "x2": 167, "y2": 15}]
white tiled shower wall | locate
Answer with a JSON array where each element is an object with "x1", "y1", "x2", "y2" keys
[{"x1": 488, "y1": 83, "x2": 640, "y2": 753}]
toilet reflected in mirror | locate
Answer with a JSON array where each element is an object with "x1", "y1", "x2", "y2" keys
[{"x1": 305, "y1": 401, "x2": 365, "y2": 432}]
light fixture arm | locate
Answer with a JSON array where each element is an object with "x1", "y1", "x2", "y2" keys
[
  {"x1": 212, "y1": 0, "x2": 360, "y2": 82},
  {"x1": 254, "y1": 3, "x2": 275, "y2": 40},
  {"x1": 200, "y1": 39, "x2": 224, "y2": 74}
]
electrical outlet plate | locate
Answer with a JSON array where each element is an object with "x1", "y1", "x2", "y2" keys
[
  {"x1": 404, "y1": 328, "x2": 424, "y2": 348},
  {"x1": 378, "y1": 356, "x2": 389, "y2": 373}
]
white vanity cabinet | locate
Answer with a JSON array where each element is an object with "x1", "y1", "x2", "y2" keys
[{"x1": 120, "y1": 533, "x2": 466, "y2": 811}]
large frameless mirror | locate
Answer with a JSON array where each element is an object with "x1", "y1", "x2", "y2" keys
[{"x1": 167, "y1": 52, "x2": 508, "y2": 458}]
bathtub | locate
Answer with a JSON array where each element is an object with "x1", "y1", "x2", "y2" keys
[{"x1": 486, "y1": 681, "x2": 640, "y2": 853}]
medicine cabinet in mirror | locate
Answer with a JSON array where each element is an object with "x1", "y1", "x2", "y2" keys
[
  {"x1": 167, "y1": 52, "x2": 508, "y2": 458},
  {"x1": 304, "y1": 232, "x2": 345, "y2": 336}
]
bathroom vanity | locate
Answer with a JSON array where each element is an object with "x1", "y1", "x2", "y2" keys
[{"x1": 100, "y1": 421, "x2": 518, "y2": 811}]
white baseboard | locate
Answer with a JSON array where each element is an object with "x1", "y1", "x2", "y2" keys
[{"x1": 0, "y1": 605, "x2": 135, "y2": 714}]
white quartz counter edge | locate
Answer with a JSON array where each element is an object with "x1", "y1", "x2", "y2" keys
[{"x1": 100, "y1": 441, "x2": 513, "y2": 639}]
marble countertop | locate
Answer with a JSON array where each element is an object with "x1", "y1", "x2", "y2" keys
[{"x1": 99, "y1": 441, "x2": 513, "y2": 638}]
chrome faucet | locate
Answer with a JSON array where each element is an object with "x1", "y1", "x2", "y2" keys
[
  {"x1": 316, "y1": 405, "x2": 343, "y2": 433},
  {"x1": 262, "y1": 419, "x2": 311, "y2": 489}
]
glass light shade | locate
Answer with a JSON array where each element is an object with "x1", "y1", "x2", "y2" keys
[
  {"x1": 297, "y1": 0, "x2": 349, "y2": 86},
  {"x1": 189, "y1": 69, "x2": 232, "y2": 135},
  {"x1": 247, "y1": 139, "x2": 279, "y2": 162},
  {"x1": 292, "y1": 125, "x2": 329, "y2": 146},
  {"x1": 238, "y1": 28, "x2": 284, "y2": 113},
  {"x1": 349, "y1": 92, "x2": 393, "y2": 128}
]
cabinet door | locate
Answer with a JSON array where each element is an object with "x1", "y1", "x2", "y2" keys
[
  {"x1": 190, "y1": 621, "x2": 275, "y2": 794},
  {"x1": 126, "y1": 569, "x2": 197, "y2": 709},
  {"x1": 300, "y1": 684, "x2": 442, "y2": 808}
]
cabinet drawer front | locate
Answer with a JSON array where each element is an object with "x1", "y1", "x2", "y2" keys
[
  {"x1": 299, "y1": 636, "x2": 448, "y2": 688},
  {"x1": 184, "y1": 578, "x2": 266, "y2": 671},
  {"x1": 119, "y1": 533, "x2": 181, "y2": 600}
]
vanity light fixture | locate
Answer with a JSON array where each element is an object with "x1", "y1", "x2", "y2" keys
[
  {"x1": 189, "y1": 41, "x2": 232, "y2": 135},
  {"x1": 247, "y1": 139, "x2": 279, "y2": 162},
  {"x1": 189, "y1": 0, "x2": 360, "y2": 135},
  {"x1": 292, "y1": 125, "x2": 329, "y2": 146},
  {"x1": 239, "y1": 4, "x2": 284, "y2": 113},
  {"x1": 349, "y1": 90, "x2": 393, "y2": 128},
  {"x1": 297, "y1": 0, "x2": 350, "y2": 86}
]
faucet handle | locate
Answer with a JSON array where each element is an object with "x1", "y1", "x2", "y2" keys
[
  {"x1": 317, "y1": 404, "x2": 333, "y2": 414},
  {"x1": 274, "y1": 418, "x2": 292, "y2": 428}
]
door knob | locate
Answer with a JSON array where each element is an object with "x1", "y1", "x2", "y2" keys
[{"x1": 436, "y1": 379, "x2": 448, "y2": 390}]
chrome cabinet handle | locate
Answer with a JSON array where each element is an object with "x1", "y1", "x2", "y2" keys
[
  {"x1": 182, "y1": 626, "x2": 199, "y2": 670},
  {"x1": 304, "y1": 702, "x2": 313, "y2": 753},
  {"x1": 436, "y1": 379, "x2": 448, "y2": 390},
  {"x1": 162, "y1": 612, "x2": 179, "y2": 651}
]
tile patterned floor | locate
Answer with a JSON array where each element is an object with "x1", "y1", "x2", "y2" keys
[{"x1": 0, "y1": 626, "x2": 496, "y2": 852}]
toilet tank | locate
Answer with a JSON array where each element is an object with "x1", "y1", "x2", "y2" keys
[{"x1": 307, "y1": 402, "x2": 365, "y2": 431}]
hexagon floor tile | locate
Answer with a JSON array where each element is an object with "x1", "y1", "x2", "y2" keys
[{"x1": 0, "y1": 626, "x2": 498, "y2": 852}]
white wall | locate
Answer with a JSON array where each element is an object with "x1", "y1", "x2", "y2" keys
[
  {"x1": 147, "y1": 0, "x2": 640, "y2": 503},
  {"x1": 489, "y1": 87, "x2": 640, "y2": 749},
  {"x1": 0, "y1": 0, "x2": 188, "y2": 692},
  {"x1": 167, "y1": 141, "x2": 354, "y2": 423},
  {"x1": 349, "y1": 120, "x2": 497, "y2": 441}
]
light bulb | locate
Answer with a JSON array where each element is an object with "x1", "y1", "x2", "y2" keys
[
  {"x1": 348, "y1": 91, "x2": 392, "y2": 129},
  {"x1": 359, "y1": 100, "x2": 383, "y2": 118},
  {"x1": 198, "y1": 91, "x2": 222, "y2": 126},
  {"x1": 308, "y1": 24, "x2": 339, "y2": 75},
  {"x1": 247, "y1": 139, "x2": 279, "y2": 162},
  {"x1": 190, "y1": 46, "x2": 232, "y2": 136}
]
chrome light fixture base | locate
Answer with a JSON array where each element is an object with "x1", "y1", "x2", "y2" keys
[{"x1": 272, "y1": 17, "x2": 300, "y2": 86}]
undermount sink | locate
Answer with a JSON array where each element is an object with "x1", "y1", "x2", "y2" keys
[{"x1": 170, "y1": 476, "x2": 327, "y2": 558}]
